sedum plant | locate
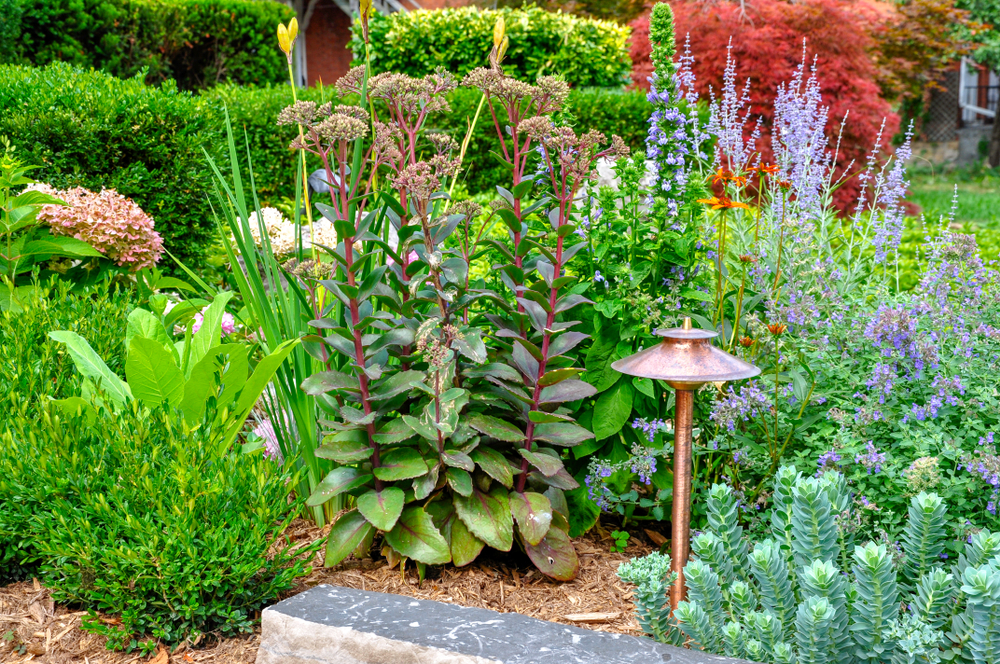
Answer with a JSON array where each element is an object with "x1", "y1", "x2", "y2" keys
[
  {"x1": 619, "y1": 466, "x2": 1000, "y2": 663},
  {"x1": 209, "y1": 50, "x2": 626, "y2": 578}
]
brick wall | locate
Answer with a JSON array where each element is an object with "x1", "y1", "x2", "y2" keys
[{"x1": 305, "y1": 2, "x2": 354, "y2": 86}]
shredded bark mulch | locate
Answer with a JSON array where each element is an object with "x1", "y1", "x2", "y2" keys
[{"x1": 1, "y1": 519, "x2": 659, "y2": 663}]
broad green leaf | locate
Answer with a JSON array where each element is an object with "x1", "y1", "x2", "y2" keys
[
  {"x1": 519, "y1": 448, "x2": 564, "y2": 477},
  {"x1": 316, "y1": 430, "x2": 373, "y2": 463},
  {"x1": 370, "y1": 369, "x2": 425, "y2": 400},
  {"x1": 525, "y1": 524, "x2": 579, "y2": 580},
  {"x1": 325, "y1": 510, "x2": 375, "y2": 567},
  {"x1": 442, "y1": 450, "x2": 474, "y2": 471},
  {"x1": 126, "y1": 337, "x2": 184, "y2": 408},
  {"x1": 48, "y1": 331, "x2": 131, "y2": 406},
  {"x1": 467, "y1": 413, "x2": 524, "y2": 442},
  {"x1": 510, "y1": 491, "x2": 553, "y2": 546},
  {"x1": 357, "y1": 488, "x2": 405, "y2": 531},
  {"x1": 539, "y1": 379, "x2": 596, "y2": 404},
  {"x1": 593, "y1": 378, "x2": 634, "y2": 441},
  {"x1": 179, "y1": 343, "x2": 245, "y2": 424},
  {"x1": 301, "y1": 370, "x2": 360, "y2": 395},
  {"x1": 633, "y1": 377, "x2": 654, "y2": 398},
  {"x1": 446, "y1": 467, "x2": 474, "y2": 497},
  {"x1": 22, "y1": 236, "x2": 102, "y2": 258},
  {"x1": 373, "y1": 418, "x2": 417, "y2": 445},
  {"x1": 125, "y1": 308, "x2": 172, "y2": 352},
  {"x1": 566, "y1": 485, "x2": 600, "y2": 537},
  {"x1": 584, "y1": 328, "x2": 619, "y2": 392},
  {"x1": 186, "y1": 290, "x2": 233, "y2": 375},
  {"x1": 374, "y1": 447, "x2": 429, "y2": 481},
  {"x1": 222, "y1": 338, "x2": 299, "y2": 449},
  {"x1": 307, "y1": 467, "x2": 373, "y2": 506},
  {"x1": 471, "y1": 447, "x2": 514, "y2": 489},
  {"x1": 538, "y1": 368, "x2": 582, "y2": 387},
  {"x1": 454, "y1": 487, "x2": 513, "y2": 552},
  {"x1": 450, "y1": 516, "x2": 486, "y2": 566},
  {"x1": 383, "y1": 507, "x2": 452, "y2": 565},
  {"x1": 533, "y1": 422, "x2": 594, "y2": 447}
]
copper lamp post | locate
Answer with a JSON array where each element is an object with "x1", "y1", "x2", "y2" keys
[{"x1": 611, "y1": 317, "x2": 759, "y2": 611}]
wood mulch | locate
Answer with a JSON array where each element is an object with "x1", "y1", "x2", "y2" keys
[{"x1": 0, "y1": 519, "x2": 660, "y2": 664}]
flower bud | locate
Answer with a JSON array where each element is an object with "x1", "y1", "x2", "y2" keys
[
  {"x1": 493, "y1": 15, "x2": 505, "y2": 49},
  {"x1": 277, "y1": 23, "x2": 291, "y2": 55}
]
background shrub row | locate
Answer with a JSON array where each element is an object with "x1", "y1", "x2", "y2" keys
[
  {"x1": 354, "y1": 6, "x2": 633, "y2": 88},
  {"x1": 1, "y1": 63, "x2": 652, "y2": 265},
  {"x1": 2, "y1": 0, "x2": 295, "y2": 89}
]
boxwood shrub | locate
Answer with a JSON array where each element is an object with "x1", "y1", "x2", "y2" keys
[
  {"x1": 355, "y1": 6, "x2": 633, "y2": 88},
  {"x1": 0, "y1": 281, "x2": 311, "y2": 647},
  {"x1": 4, "y1": 0, "x2": 294, "y2": 89}
]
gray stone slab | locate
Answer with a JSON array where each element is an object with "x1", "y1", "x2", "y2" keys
[{"x1": 256, "y1": 584, "x2": 748, "y2": 664}]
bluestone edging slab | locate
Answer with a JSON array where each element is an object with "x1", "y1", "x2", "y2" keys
[{"x1": 256, "y1": 584, "x2": 752, "y2": 664}]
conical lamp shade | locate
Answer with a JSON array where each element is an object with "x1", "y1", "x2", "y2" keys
[{"x1": 611, "y1": 321, "x2": 760, "y2": 389}]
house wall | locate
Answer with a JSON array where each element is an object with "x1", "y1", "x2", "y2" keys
[{"x1": 305, "y1": 1, "x2": 355, "y2": 86}]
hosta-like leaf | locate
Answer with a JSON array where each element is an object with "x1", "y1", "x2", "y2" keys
[
  {"x1": 446, "y1": 467, "x2": 474, "y2": 497},
  {"x1": 383, "y1": 507, "x2": 452, "y2": 565},
  {"x1": 471, "y1": 448, "x2": 514, "y2": 488},
  {"x1": 450, "y1": 516, "x2": 485, "y2": 566},
  {"x1": 455, "y1": 487, "x2": 514, "y2": 552},
  {"x1": 301, "y1": 370, "x2": 360, "y2": 395},
  {"x1": 510, "y1": 491, "x2": 553, "y2": 546},
  {"x1": 532, "y1": 422, "x2": 594, "y2": 447},
  {"x1": 357, "y1": 488, "x2": 405, "y2": 532},
  {"x1": 593, "y1": 378, "x2": 633, "y2": 441},
  {"x1": 307, "y1": 467, "x2": 373, "y2": 506},
  {"x1": 125, "y1": 308, "x2": 172, "y2": 351},
  {"x1": 374, "y1": 447, "x2": 429, "y2": 481},
  {"x1": 48, "y1": 331, "x2": 131, "y2": 406},
  {"x1": 525, "y1": 526, "x2": 579, "y2": 580},
  {"x1": 325, "y1": 510, "x2": 375, "y2": 567},
  {"x1": 126, "y1": 337, "x2": 184, "y2": 408},
  {"x1": 519, "y1": 448, "x2": 564, "y2": 477},
  {"x1": 539, "y1": 379, "x2": 596, "y2": 403},
  {"x1": 371, "y1": 369, "x2": 424, "y2": 400},
  {"x1": 467, "y1": 413, "x2": 525, "y2": 442}
]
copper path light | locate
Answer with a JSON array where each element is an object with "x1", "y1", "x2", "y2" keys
[{"x1": 611, "y1": 317, "x2": 759, "y2": 612}]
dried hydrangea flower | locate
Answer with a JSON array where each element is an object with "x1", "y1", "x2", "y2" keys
[{"x1": 36, "y1": 186, "x2": 163, "y2": 271}]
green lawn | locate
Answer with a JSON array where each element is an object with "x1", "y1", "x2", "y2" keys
[{"x1": 893, "y1": 164, "x2": 1000, "y2": 289}]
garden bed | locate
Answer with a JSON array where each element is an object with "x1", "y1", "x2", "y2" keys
[{"x1": 0, "y1": 522, "x2": 655, "y2": 663}]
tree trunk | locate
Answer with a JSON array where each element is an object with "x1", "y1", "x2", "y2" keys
[{"x1": 990, "y1": 116, "x2": 1000, "y2": 168}]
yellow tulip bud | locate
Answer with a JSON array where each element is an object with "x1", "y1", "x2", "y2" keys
[
  {"x1": 288, "y1": 17, "x2": 298, "y2": 44},
  {"x1": 360, "y1": 0, "x2": 372, "y2": 19},
  {"x1": 277, "y1": 23, "x2": 291, "y2": 55},
  {"x1": 497, "y1": 34, "x2": 509, "y2": 64},
  {"x1": 493, "y1": 16, "x2": 505, "y2": 50}
]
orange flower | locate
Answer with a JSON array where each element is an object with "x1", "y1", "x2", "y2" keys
[
  {"x1": 739, "y1": 336, "x2": 754, "y2": 347},
  {"x1": 776, "y1": 179, "x2": 792, "y2": 191},
  {"x1": 697, "y1": 196, "x2": 750, "y2": 210},
  {"x1": 738, "y1": 254, "x2": 758, "y2": 264},
  {"x1": 750, "y1": 163, "x2": 779, "y2": 176},
  {"x1": 709, "y1": 167, "x2": 747, "y2": 188},
  {"x1": 767, "y1": 323, "x2": 788, "y2": 336}
]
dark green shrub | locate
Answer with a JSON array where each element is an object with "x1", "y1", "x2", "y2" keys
[
  {"x1": 0, "y1": 62, "x2": 221, "y2": 264},
  {"x1": 355, "y1": 6, "x2": 632, "y2": 88},
  {"x1": 0, "y1": 400, "x2": 309, "y2": 646},
  {"x1": 7, "y1": 0, "x2": 294, "y2": 89},
  {"x1": 0, "y1": 279, "x2": 137, "y2": 410}
]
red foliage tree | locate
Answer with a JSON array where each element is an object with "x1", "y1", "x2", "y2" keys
[{"x1": 630, "y1": 0, "x2": 901, "y2": 211}]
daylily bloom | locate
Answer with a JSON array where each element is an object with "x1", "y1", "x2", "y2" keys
[{"x1": 697, "y1": 196, "x2": 750, "y2": 210}]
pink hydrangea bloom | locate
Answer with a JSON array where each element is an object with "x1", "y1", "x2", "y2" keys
[
  {"x1": 190, "y1": 308, "x2": 237, "y2": 337},
  {"x1": 35, "y1": 186, "x2": 163, "y2": 271}
]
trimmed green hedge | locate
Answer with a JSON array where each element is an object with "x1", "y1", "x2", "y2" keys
[
  {"x1": 0, "y1": 63, "x2": 219, "y2": 264},
  {"x1": 1, "y1": 63, "x2": 651, "y2": 264},
  {"x1": 5, "y1": 0, "x2": 293, "y2": 89},
  {"x1": 354, "y1": 6, "x2": 633, "y2": 88}
]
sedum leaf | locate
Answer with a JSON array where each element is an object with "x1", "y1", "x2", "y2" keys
[
  {"x1": 307, "y1": 467, "x2": 373, "y2": 506},
  {"x1": 510, "y1": 491, "x2": 553, "y2": 546},
  {"x1": 325, "y1": 509, "x2": 375, "y2": 567},
  {"x1": 357, "y1": 487, "x2": 406, "y2": 532},
  {"x1": 467, "y1": 413, "x2": 525, "y2": 442},
  {"x1": 524, "y1": 526, "x2": 579, "y2": 581},
  {"x1": 454, "y1": 487, "x2": 514, "y2": 552},
  {"x1": 383, "y1": 506, "x2": 452, "y2": 565}
]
